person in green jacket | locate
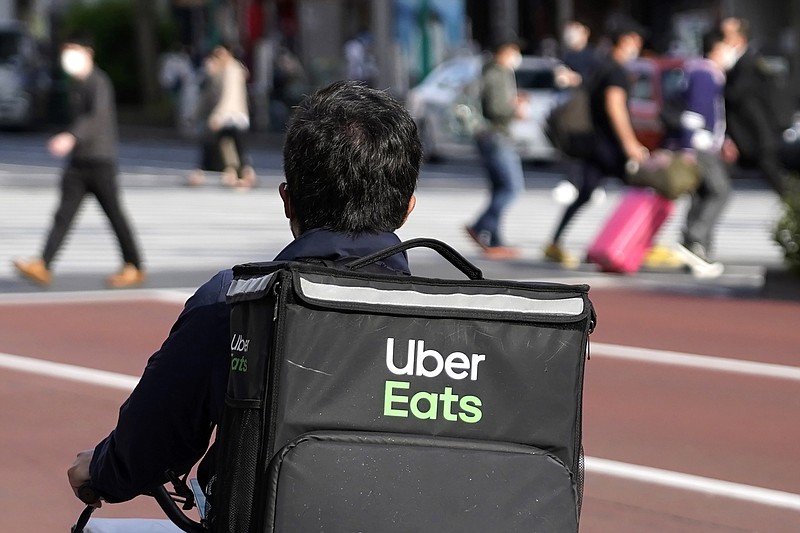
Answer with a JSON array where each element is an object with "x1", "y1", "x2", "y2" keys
[{"x1": 465, "y1": 34, "x2": 528, "y2": 260}]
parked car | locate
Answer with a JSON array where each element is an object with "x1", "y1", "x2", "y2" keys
[
  {"x1": 0, "y1": 21, "x2": 51, "y2": 128},
  {"x1": 405, "y1": 54, "x2": 564, "y2": 162},
  {"x1": 626, "y1": 56, "x2": 686, "y2": 151}
]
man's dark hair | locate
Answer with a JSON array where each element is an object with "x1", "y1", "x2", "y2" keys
[
  {"x1": 490, "y1": 31, "x2": 524, "y2": 54},
  {"x1": 703, "y1": 29, "x2": 726, "y2": 56},
  {"x1": 283, "y1": 80, "x2": 421, "y2": 234},
  {"x1": 606, "y1": 14, "x2": 648, "y2": 45}
]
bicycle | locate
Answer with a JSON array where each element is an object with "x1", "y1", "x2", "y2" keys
[{"x1": 71, "y1": 471, "x2": 205, "y2": 533}]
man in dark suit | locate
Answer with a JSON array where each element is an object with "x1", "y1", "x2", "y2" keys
[{"x1": 722, "y1": 17, "x2": 790, "y2": 197}]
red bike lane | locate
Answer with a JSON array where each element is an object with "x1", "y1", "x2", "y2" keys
[{"x1": 0, "y1": 287, "x2": 798, "y2": 531}]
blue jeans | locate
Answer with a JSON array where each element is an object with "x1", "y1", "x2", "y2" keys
[{"x1": 472, "y1": 130, "x2": 524, "y2": 246}]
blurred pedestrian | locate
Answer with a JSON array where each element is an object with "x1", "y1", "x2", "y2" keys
[
  {"x1": 187, "y1": 44, "x2": 256, "y2": 189},
  {"x1": 187, "y1": 50, "x2": 225, "y2": 185},
  {"x1": 543, "y1": 16, "x2": 649, "y2": 267},
  {"x1": 721, "y1": 17, "x2": 790, "y2": 197},
  {"x1": 343, "y1": 30, "x2": 377, "y2": 86},
  {"x1": 158, "y1": 43, "x2": 198, "y2": 138},
  {"x1": 552, "y1": 19, "x2": 601, "y2": 211},
  {"x1": 673, "y1": 29, "x2": 735, "y2": 279},
  {"x1": 12, "y1": 33, "x2": 145, "y2": 288},
  {"x1": 464, "y1": 35, "x2": 527, "y2": 260},
  {"x1": 560, "y1": 19, "x2": 598, "y2": 84}
]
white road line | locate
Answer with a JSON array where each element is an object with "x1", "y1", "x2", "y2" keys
[
  {"x1": 2, "y1": 290, "x2": 798, "y2": 381},
  {"x1": 0, "y1": 288, "x2": 193, "y2": 306},
  {"x1": 591, "y1": 342, "x2": 800, "y2": 382},
  {"x1": 0, "y1": 352, "x2": 139, "y2": 391},
  {"x1": 2, "y1": 350, "x2": 798, "y2": 512},
  {"x1": 585, "y1": 457, "x2": 800, "y2": 512}
]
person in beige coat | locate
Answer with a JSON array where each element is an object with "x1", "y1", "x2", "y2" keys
[{"x1": 188, "y1": 44, "x2": 256, "y2": 189}]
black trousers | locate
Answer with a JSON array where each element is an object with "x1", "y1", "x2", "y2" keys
[
  {"x1": 42, "y1": 160, "x2": 143, "y2": 269},
  {"x1": 552, "y1": 135, "x2": 626, "y2": 243},
  {"x1": 199, "y1": 126, "x2": 252, "y2": 175}
]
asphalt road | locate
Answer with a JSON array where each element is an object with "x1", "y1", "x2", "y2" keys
[{"x1": 1, "y1": 128, "x2": 798, "y2": 532}]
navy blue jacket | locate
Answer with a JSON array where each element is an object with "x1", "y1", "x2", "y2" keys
[{"x1": 90, "y1": 229, "x2": 410, "y2": 502}]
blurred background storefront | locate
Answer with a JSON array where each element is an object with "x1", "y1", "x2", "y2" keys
[{"x1": 0, "y1": 0, "x2": 799, "y2": 128}]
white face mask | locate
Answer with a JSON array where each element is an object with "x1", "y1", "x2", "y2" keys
[
  {"x1": 562, "y1": 26, "x2": 586, "y2": 50},
  {"x1": 61, "y1": 49, "x2": 91, "y2": 78},
  {"x1": 509, "y1": 51, "x2": 523, "y2": 70},
  {"x1": 621, "y1": 43, "x2": 640, "y2": 64}
]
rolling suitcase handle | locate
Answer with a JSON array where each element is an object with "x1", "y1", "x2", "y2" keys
[{"x1": 346, "y1": 238, "x2": 484, "y2": 280}]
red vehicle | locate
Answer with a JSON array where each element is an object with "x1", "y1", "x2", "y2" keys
[{"x1": 626, "y1": 57, "x2": 686, "y2": 151}]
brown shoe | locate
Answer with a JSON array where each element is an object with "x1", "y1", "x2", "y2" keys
[
  {"x1": 483, "y1": 246, "x2": 522, "y2": 260},
  {"x1": 186, "y1": 169, "x2": 205, "y2": 187},
  {"x1": 13, "y1": 258, "x2": 52, "y2": 286},
  {"x1": 106, "y1": 264, "x2": 146, "y2": 288},
  {"x1": 543, "y1": 243, "x2": 579, "y2": 269},
  {"x1": 221, "y1": 168, "x2": 238, "y2": 187},
  {"x1": 237, "y1": 166, "x2": 257, "y2": 189}
]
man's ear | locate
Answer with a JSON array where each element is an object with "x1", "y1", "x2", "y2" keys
[
  {"x1": 399, "y1": 194, "x2": 416, "y2": 228},
  {"x1": 279, "y1": 182, "x2": 293, "y2": 220}
]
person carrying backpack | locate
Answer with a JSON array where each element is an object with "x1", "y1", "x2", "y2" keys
[
  {"x1": 543, "y1": 15, "x2": 650, "y2": 267},
  {"x1": 66, "y1": 81, "x2": 422, "y2": 514}
]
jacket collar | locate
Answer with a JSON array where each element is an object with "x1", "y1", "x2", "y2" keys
[{"x1": 273, "y1": 228, "x2": 410, "y2": 274}]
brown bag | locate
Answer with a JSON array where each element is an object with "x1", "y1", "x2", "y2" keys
[
  {"x1": 545, "y1": 87, "x2": 594, "y2": 159},
  {"x1": 626, "y1": 149, "x2": 700, "y2": 200}
]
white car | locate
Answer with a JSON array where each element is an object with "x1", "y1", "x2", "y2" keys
[{"x1": 405, "y1": 54, "x2": 564, "y2": 162}]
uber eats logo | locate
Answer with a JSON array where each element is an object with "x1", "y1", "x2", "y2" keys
[
  {"x1": 230, "y1": 334, "x2": 250, "y2": 372},
  {"x1": 383, "y1": 337, "x2": 484, "y2": 424}
]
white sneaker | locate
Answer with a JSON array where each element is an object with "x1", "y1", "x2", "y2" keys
[
  {"x1": 552, "y1": 180, "x2": 578, "y2": 205},
  {"x1": 674, "y1": 243, "x2": 725, "y2": 279},
  {"x1": 590, "y1": 186, "x2": 607, "y2": 205}
]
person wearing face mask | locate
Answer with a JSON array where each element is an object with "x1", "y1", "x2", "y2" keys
[
  {"x1": 544, "y1": 16, "x2": 649, "y2": 268},
  {"x1": 12, "y1": 33, "x2": 145, "y2": 288},
  {"x1": 721, "y1": 17, "x2": 791, "y2": 197},
  {"x1": 672, "y1": 29, "x2": 736, "y2": 279},
  {"x1": 560, "y1": 19, "x2": 597, "y2": 86},
  {"x1": 465, "y1": 35, "x2": 527, "y2": 259}
]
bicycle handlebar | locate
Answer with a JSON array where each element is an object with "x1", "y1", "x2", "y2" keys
[
  {"x1": 151, "y1": 485, "x2": 205, "y2": 532},
  {"x1": 71, "y1": 482, "x2": 205, "y2": 533},
  {"x1": 77, "y1": 484, "x2": 100, "y2": 505}
]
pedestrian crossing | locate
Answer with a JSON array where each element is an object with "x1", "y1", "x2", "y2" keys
[{"x1": 0, "y1": 167, "x2": 786, "y2": 284}]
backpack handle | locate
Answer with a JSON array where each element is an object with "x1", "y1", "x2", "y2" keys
[{"x1": 346, "y1": 238, "x2": 484, "y2": 280}]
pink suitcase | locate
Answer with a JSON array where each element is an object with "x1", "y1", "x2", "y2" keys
[{"x1": 587, "y1": 188, "x2": 674, "y2": 273}]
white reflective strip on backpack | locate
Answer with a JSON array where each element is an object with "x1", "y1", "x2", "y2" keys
[
  {"x1": 298, "y1": 277, "x2": 584, "y2": 316},
  {"x1": 227, "y1": 273, "x2": 275, "y2": 298}
]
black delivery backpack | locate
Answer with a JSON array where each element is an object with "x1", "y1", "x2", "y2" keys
[{"x1": 212, "y1": 238, "x2": 595, "y2": 533}]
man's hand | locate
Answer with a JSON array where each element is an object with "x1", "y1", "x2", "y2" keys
[
  {"x1": 554, "y1": 66, "x2": 582, "y2": 88},
  {"x1": 48, "y1": 132, "x2": 76, "y2": 158},
  {"x1": 514, "y1": 94, "x2": 530, "y2": 120},
  {"x1": 208, "y1": 115, "x2": 222, "y2": 132},
  {"x1": 721, "y1": 137, "x2": 739, "y2": 164},
  {"x1": 68, "y1": 449, "x2": 102, "y2": 508},
  {"x1": 624, "y1": 141, "x2": 649, "y2": 163}
]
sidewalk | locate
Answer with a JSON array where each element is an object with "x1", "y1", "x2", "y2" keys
[{"x1": 2, "y1": 123, "x2": 797, "y2": 301}]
